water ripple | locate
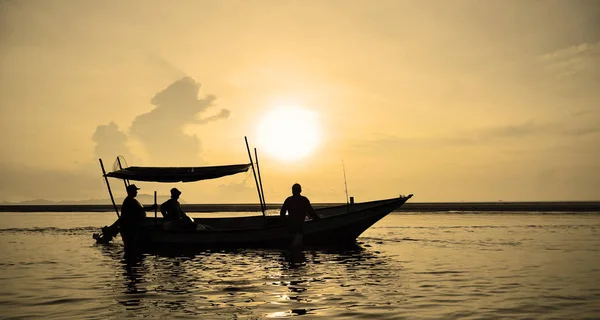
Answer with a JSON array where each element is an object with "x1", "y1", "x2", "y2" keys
[{"x1": 1, "y1": 213, "x2": 599, "y2": 319}]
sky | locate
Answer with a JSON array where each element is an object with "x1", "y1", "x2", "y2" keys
[{"x1": 0, "y1": 0, "x2": 599, "y2": 203}]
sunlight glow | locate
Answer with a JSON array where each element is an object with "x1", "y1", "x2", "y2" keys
[{"x1": 257, "y1": 106, "x2": 321, "y2": 162}]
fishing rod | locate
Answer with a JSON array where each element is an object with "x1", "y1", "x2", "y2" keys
[{"x1": 342, "y1": 159, "x2": 350, "y2": 205}]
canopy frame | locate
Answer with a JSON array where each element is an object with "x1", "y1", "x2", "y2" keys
[
  {"x1": 98, "y1": 137, "x2": 266, "y2": 222},
  {"x1": 104, "y1": 163, "x2": 252, "y2": 183}
]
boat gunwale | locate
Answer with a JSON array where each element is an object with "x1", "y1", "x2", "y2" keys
[{"x1": 143, "y1": 195, "x2": 412, "y2": 234}]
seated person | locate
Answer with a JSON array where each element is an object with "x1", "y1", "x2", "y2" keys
[{"x1": 160, "y1": 188, "x2": 199, "y2": 231}]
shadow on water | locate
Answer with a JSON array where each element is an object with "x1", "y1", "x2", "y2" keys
[
  {"x1": 121, "y1": 253, "x2": 147, "y2": 308},
  {"x1": 95, "y1": 241, "x2": 397, "y2": 317},
  {"x1": 98, "y1": 244, "x2": 149, "y2": 308}
]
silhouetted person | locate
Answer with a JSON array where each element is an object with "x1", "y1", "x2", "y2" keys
[
  {"x1": 120, "y1": 184, "x2": 156, "y2": 247},
  {"x1": 280, "y1": 183, "x2": 320, "y2": 247},
  {"x1": 160, "y1": 188, "x2": 198, "y2": 231}
]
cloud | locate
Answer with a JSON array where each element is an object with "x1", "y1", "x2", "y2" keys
[
  {"x1": 561, "y1": 126, "x2": 600, "y2": 137},
  {"x1": 197, "y1": 109, "x2": 232, "y2": 124},
  {"x1": 434, "y1": 121, "x2": 548, "y2": 146},
  {"x1": 541, "y1": 41, "x2": 600, "y2": 80},
  {"x1": 542, "y1": 42, "x2": 599, "y2": 62},
  {"x1": 352, "y1": 120, "x2": 583, "y2": 151},
  {"x1": 129, "y1": 77, "x2": 230, "y2": 165},
  {"x1": 562, "y1": 109, "x2": 600, "y2": 136},
  {"x1": 571, "y1": 109, "x2": 597, "y2": 117},
  {"x1": 444, "y1": 120, "x2": 600, "y2": 144},
  {"x1": 477, "y1": 121, "x2": 538, "y2": 139},
  {"x1": 92, "y1": 121, "x2": 135, "y2": 162},
  {"x1": 91, "y1": 77, "x2": 230, "y2": 166}
]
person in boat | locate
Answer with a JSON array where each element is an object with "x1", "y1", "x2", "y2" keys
[
  {"x1": 160, "y1": 187, "x2": 198, "y2": 231},
  {"x1": 120, "y1": 184, "x2": 157, "y2": 246},
  {"x1": 280, "y1": 183, "x2": 320, "y2": 247}
]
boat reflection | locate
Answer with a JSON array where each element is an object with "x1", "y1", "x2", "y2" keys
[
  {"x1": 97, "y1": 244, "x2": 148, "y2": 308},
  {"x1": 266, "y1": 243, "x2": 392, "y2": 317},
  {"x1": 99, "y1": 243, "x2": 206, "y2": 312},
  {"x1": 97, "y1": 241, "x2": 396, "y2": 317}
]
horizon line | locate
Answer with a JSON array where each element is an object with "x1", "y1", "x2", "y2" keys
[{"x1": 1, "y1": 201, "x2": 599, "y2": 213}]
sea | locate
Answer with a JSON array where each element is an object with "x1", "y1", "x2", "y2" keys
[{"x1": 1, "y1": 210, "x2": 599, "y2": 319}]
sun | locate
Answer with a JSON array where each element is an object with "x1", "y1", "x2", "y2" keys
[{"x1": 256, "y1": 106, "x2": 321, "y2": 162}]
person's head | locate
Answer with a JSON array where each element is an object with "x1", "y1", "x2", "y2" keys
[
  {"x1": 292, "y1": 183, "x2": 302, "y2": 195},
  {"x1": 170, "y1": 187, "x2": 182, "y2": 199},
  {"x1": 126, "y1": 184, "x2": 140, "y2": 196}
]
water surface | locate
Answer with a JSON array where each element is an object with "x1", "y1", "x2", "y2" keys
[{"x1": 1, "y1": 211, "x2": 599, "y2": 319}]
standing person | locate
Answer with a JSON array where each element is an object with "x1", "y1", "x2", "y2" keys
[
  {"x1": 280, "y1": 183, "x2": 320, "y2": 247},
  {"x1": 160, "y1": 188, "x2": 197, "y2": 231},
  {"x1": 120, "y1": 184, "x2": 156, "y2": 247}
]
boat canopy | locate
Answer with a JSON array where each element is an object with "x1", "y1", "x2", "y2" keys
[{"x1": 104, "y1": 163, "x2": 252, "y2": 183}]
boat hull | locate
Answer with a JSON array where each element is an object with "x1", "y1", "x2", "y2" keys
[{"x1": 122, "y1": 195, "x2": 412, "y2": 249}]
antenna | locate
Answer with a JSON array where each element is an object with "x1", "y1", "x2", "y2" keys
[{"x1": 342, "y1": 160, "x2": 349, "y2": 205}]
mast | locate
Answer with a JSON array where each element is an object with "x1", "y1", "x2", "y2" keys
[
  {"x1": 245, "y1": 136, "x2": 266, "y2": 217},
  {"x1": 99, "y1": 158, "x2": 120, "y2": 218}
]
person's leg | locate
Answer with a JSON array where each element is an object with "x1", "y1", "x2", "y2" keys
[
  {"x1": 120, "y1": 229, "x2": 133, "y2": 246},
  {"x1": 291, "y1": 232, "x2": 303, "y2": 247}
]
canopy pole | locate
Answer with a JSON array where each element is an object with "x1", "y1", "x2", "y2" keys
[
  {"x1": 116, "y1": 157, "x2": 129, "y2": 189},
  {"x1": 254, "y1": 148, "x2": 266, "y2": 213},
  {"x1": 245, "y1": 136, "x2": 265, "y2": 217},
  {"x1": 99, "y1": 158, "x2": 120, "y2": 218},
  {"x1": 154, "y1": 191, "x2": 158, "y2": 224}
]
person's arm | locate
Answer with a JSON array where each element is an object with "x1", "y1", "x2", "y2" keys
[
  {"x1": 306, "y1": 198, "x2": 320, "y2": 220},
  {"x1": 160, "y1": 200, "x2": 169, "y2": 218},
  {"x1": 144, "y1": 204, "x2": 158, "y2": 212},
  {"x1": 132, "y1": 200, "x2": 149, "y2": 219},
  {"x1": 280, "y1": 198, "x2": 288, "y2": 217},
  {"x1": 120, "y1": 200, "x2": 129, "y2": 218},
  {"x1": 177, "y1": 202, "x2": 188, "y2": 219}
]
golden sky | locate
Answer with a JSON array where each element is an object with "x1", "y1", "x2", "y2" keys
[{"x1": 1, "y1": 0, "x2": 599, "y2": 203}]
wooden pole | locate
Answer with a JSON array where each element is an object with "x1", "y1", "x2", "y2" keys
[
  {"x1": 342, "y1": 159, "x2": 350, "y2": 212},
  {"x1": 254, "y1": 148, "x2": 267, "y2": 213},
  {"x1": 116, "y1": 157, "x2": 129, "y2": 189},
  {"x1": 99, "y1": 158, "x2": 120, "y2": 218},
  {"x1": 245, "y1": 136, "x2": 265, "y2": 217},
  {"x1": 342, "y1": 160, "x2": 349, "y2": 205},
  {"x1": 154, "y1": 191, "x2": 157, "y2": 223}
]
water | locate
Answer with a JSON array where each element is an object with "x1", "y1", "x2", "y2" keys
[{"x1": 1, "y1": 211, "x2": 599, "y2": 319}]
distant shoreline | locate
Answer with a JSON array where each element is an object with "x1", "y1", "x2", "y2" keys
[{"x1": 0, "y1": 202, "x2": 599, "y2": 212}]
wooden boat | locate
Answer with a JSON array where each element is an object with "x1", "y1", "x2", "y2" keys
[
  {"x1": 94, "y1": 195, "x2": 412, "y2": 248},
  {"x1": 93, "y1": 139, "x2": 413, "y2": 248}
]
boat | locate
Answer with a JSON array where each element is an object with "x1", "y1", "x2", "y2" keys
[{"x1": 93, "y1": 138, "x2": 413, "y2": 248}]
